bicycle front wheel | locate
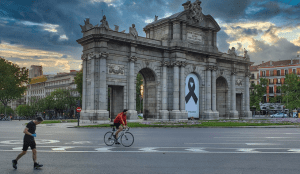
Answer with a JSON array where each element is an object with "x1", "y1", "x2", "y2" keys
[
  {"x1": 121, "y1": 132, "x2": 134, "y2": 147},
  {"x1": 104, "y1": 131, "x2": 115, "y2": 146}
]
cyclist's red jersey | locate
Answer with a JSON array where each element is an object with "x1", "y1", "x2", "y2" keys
[{"x1": 114, "y1": 112, "x2": 127, "y2": 125}]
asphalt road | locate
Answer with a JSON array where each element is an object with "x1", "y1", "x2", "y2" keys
[{"x1": 1, "y1": 120, "x2": 300, "y2": 174}]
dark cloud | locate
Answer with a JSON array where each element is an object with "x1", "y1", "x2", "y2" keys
[
  {"x1": 242, "y1": 28, "x2": 259, "y2": 36},
  {"x1": 217, "y1": 30, "x2": 230, "y2": 53},
  {"x1": 249, "y1": 38, "x2": 300, "y2": 64},
  {"x1": 61, "y1": 55, "x2": 68, "y2": 58}
]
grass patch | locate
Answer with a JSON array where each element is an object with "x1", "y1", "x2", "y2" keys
[
  {"x1": 78, "y1": 120, "x2": 300, "y2": 128},
  {"x1": 41, "y1": 120, "x2": 78, "y2": 124}
]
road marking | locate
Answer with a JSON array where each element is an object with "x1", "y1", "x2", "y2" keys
[
  {"x1": 246, "y1": 143, "x2": 278, "y2": 145},
  {"x1": 185, "y1": 143, "x2": 246, "y2": 144},
  {"x1": 139, "y1": 148, "x2": 157, "y2": 152},
  {"x1": 12, "y1": 147, "x2": 23, "y2": 151},
  {"x1": 214, "y1": 137, "x2": 293, "y2": 139},
  {"x1": 185, "y1": 148, "x2": 207, "y2": 152},
  {"x1": 65, "y1": 141, "x2": 91, "y2": 145},
  {"x1": 0, "y1": 139, "x2": 60, "y2": 144},
  {"x1": 288, "y1": 149, "x2": 300, "y2": 153},
  {"x1": 51, "y1": 147, "x2": 74, "y2": 151},
  {"x1": 237, "y1": 148, "x2": 259, "y2": 153},
  {"x1": 95, "y1": 147, "x2": 113, "y2": 152}
]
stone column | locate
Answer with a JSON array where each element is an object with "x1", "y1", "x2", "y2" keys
[
  {"x1": 81, "y1": 54, "x2": 87, "y2": 112},
  {"x1": 180, "y1": 62, "x2": 188, "y2": 117},
  {"x1": 98, "y1": 52, "x2": 109, "y2": 118},
  {"x1": 208, "y1": 30, "x2": 212, "y2": 52},
  {"x1": 211, "y1": 65, "x2": 219, "y2": 119},
  {"x1": 211, "y1": 66, "x2": 217, "y2": 112},
  {"x1": 230, "y1": 70, "x2": 239, "y2": 118},
  {"x1": 206, "y1": 66, "x2": 212, "y2": 111},
  {"x1": 244, "y1": 71, "x2": 252, "y2": 118},
  {"x1": 159, "y1": 61, "x2": 169, "y2": 120},
  {"x1": 170, "y1": 61, "x2": 182, "y2": 119},
  {"x1": 127, "y1": 56, "x2": 138, "y2": 120},
  {"x1": 150, "y1": 27, "x2": 154, "y2": 39},
  {"x1": 89, "y1": 52, "x2": 96, "y2": 118}
]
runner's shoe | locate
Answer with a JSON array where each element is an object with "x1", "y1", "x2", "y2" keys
[
  {"x1": 34, "y1": 162, "x2": 43, "y2": 169},
  {"x1": 12, "y1": 160, "x2": 17, "y2": 169}
]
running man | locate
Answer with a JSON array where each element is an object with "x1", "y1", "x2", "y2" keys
[
  {"x1": 12, "y1": 116, "x2": 44, "y2": 169},
  {"x1": 113, "y1": 109, "x2": 128, "y2": 144}
]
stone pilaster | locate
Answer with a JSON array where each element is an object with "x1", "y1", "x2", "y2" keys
[
  {"x1": 230, "y1": 69, "x2": 239, "y2": 119},
  {"x1": 170, "y1": 61, "x2": 182, "y2": 119},
  {"x1": 98, "y1": 52, "x2": 109, "y2": 117},
  {"x1": 211, "y1": 65, "x2": 219, "y2": 119},
  {"x1": 172, "y1": 21, "x2": 181, "y2": 40},
  {"x1": 244, "y1": 71, "x2": 252, "y2": 118},
  {"x1": 159, "y1": 61, "x2": 170, "y2": 120},
  {"x1": 182, "y1": 23, "x2": 187, "y2": 40},
  {"x1": 127, "y1": 55, "x2": 138, "y2": 120},
  {"x1": 180, "y1": 62, "x2": 188, "y2": 117}
]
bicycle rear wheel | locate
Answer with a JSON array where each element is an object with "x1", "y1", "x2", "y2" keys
[
  {"x1": 121, "y1": 132, "x2": 134, "y2": 147},
  {"x1": 104, "y1": 131, "x2": 115, "y2": 146}
]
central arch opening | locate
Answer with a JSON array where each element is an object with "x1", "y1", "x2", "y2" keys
[{"x1": 137, "y1": 68, "x2": 157, "y2": 120}]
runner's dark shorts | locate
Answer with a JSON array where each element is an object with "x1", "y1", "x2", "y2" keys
[
  {"x1": 114, "y1": 123, "x2": 121, "y2": 129},
  {"x1": 22, "y1": 139, "x2": 36, "y2": 151}
]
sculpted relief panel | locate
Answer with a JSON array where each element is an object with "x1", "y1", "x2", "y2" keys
[{"x1": 108, "y1": 64, "x2": 125, "y2": 75}]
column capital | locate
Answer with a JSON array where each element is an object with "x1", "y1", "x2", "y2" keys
[
  {"x1": 245, "y1": 71, "x2": 251, "y2": 77},
  {"x1": 81, "y1": 54, "x2": 88, "y2": 60},
  {"x1": 212, "y1": 65, "x2": 218, "y2": 71},
  {"x1": 171, "y1": 61, "x2": 181, "y2": 67},
  {"x1": 206, "y1": 65, "x2": 214, "y2": 70},
  {"x1": 180, "y1": 61, "x2": 188, "y2": 67},
  {"x1": 161, "y1": 61, "x2": 171, "y2": 67},
  {"x1": 128, "y1": 56, "x2": 138, "y2": 62},
  {"x1": 231, "y1": 69, "x2": 237, "y2": 75},
  {"x1": 100, "y1": 52, "x2": 109, "y2": 59}
]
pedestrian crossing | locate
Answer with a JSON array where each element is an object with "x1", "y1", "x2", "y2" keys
[{"x1": 2, "y1": 146, "x2": 300, "y2": 153}]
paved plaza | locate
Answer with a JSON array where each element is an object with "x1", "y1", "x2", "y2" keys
[{"x1": 1, "y1": 121, "x2": 300, "y2": 174}]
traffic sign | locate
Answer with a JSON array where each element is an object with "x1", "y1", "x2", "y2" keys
[{"x1": 76, "y1": 107, "x2": 82, "y2": 112}]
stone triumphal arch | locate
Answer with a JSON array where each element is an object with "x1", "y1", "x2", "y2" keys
[{"x1": 77, "y1": 0, "x2": 252, "y2": 123}]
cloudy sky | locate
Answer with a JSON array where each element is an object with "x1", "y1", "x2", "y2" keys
[{"x1": 0, "y1": 0, "x2": 299, "y2": 74}]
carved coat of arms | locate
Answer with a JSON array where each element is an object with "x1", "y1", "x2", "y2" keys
[
  {"x1": 187, "y1": 0, "x2": 204, "y2": 23},
  {"x1": 236, "y1": 79, "x2": 242, "y2": 86}
]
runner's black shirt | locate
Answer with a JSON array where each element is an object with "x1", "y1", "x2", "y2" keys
[{"x1": 24, "y1": 121, "x2": 36, "y2": 141}]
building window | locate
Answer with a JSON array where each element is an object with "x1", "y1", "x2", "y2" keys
[
  {"x1": 269, "y1": 87, "x2": 273, "y2": 93},
  {"x1": 262, "y1": 71, "x2": 266, "y2": 77},
  {"x1": 277, "y1": 79, "x2": 280, "y2": 84},
  {"x1": 269, "y1": 79, "x2": 273, "y2": 84},
  {"x1": 276, "y1": 88, "x2": 280, "y2": 93},
  {"x1": 251, "y1": 74, "x2": 255, "y2": 79},
  {"x1": 293, "y1": 69, "x2": 296, "y2": 74},
  {"x1": 277, "y1": 70, "x2": 280, "y2": 76},
  {"x1": 285, "y1": 69, "x2": 288, "y2": 75}
]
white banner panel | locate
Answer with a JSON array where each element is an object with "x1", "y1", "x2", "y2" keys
[{"x1": 185, "y1": 74, "x2": 199, "y2": 118}]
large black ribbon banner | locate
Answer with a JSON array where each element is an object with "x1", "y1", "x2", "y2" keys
[{"x1": 185, "y1": 77, "x2": 198, "y2": 104}]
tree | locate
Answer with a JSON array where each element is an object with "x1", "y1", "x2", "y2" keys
[
  {"x1": 74, "y1": 69, "x2": 83, "y2": 97},
  {"x1": 0, "y1": 103, "x2": 14, "y2": 116},
  {"x1": 136, "y1": 73, "x2": 144, "y2": 113},
  {"x1": 0, "y1": 57, "x2": 30, "y2": 116},
  {"x1": 250, "y1": 78, "x2": 268, "y2": 111},
  {"x1": 278, "y1": 73, "x2": 300, "y2": 111}
]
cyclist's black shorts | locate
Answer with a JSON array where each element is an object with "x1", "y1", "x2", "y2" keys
[
  {"x1": 22, "y1": 139, "x2": 36, "y2": 151},
  {"x1": 114, "y1": 123, "x2": 121, "y2": 129}
]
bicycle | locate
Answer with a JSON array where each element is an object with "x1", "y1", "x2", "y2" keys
[{"x1": 104, "y1": 125, "x2": 134, "y2": 147}]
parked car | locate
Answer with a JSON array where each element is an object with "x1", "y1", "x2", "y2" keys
[{"x1": 270, "y1": 112, "x2": 288, "y2": 118}]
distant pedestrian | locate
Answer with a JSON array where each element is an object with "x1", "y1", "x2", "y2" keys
[{"x1": 12, "y1": 117, "x2": 44, "y2": 170}]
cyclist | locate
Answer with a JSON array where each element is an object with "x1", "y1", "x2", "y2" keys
[{"x1": 113, "y1": 109, "x2": 128, "y2": 144}]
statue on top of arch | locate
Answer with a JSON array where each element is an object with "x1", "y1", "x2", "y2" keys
[
  {"x1": 80, "y1": 18, "x2": 95, "y2": 32},
  {"x1": 183, "y1": 0, "x2": 204, "y2": 23}
]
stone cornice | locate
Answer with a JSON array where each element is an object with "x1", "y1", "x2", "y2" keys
[
  {"x1": 77, "y1": 34, "x2": 250, "y2": 65},
  {"x1": 81, "y1": 52, "x2": 109, "y2": 60}
]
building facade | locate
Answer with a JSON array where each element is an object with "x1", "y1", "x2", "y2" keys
[
  {"x1": 251, "y1": 55, "x2": 300, "y2": 103},
  {"x1": 77, "y1": 0, "x2": 252, "y2": 123}
]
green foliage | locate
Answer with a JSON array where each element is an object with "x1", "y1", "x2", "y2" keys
[
  {"x1": 0, "y1": 57, "x2": 30, "y2": 115},
  {"x1": 0, "y1": 104, "x2": 14, "y2": 115},
  {"x1": 250, "y1": 78, "x2": 268, "y2": 111},
  {"x1": 16, "y1": 104, "x2": 32, "y2": 118},
  {"x1": 278, "y1": 73, "x2": 300, "y2": 110},
  {"x1": 74, "y1": 69, "x2": 83, "y2": 97},
  {"x1": 136, "y1": 73, "x2": 143, "y2": 113}
]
